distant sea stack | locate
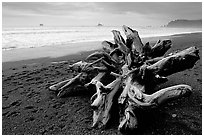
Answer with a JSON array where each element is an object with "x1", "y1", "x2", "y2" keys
[
  {"x1": 166, "y1": 19, "x2": 202, "y2": 28},
  {"x1": 39, "y1": 24, "x2": 44, "y2": 27},
  {"x1": 97, "y1": 23, "x2": 103, "y2": 27}
]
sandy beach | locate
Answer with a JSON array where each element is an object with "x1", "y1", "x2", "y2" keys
[{"x1": 2, "y1": 32, "x2": 202, "y2": 135}]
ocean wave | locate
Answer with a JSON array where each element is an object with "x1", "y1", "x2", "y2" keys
[
  {"x1": 2, "y1": 26, "x2": 201, "y2": 51},
  {"x1": 2, "y1": 30, "x2": 93, "y2": 35},
  {"x1": 2, "y1": 46, "x2": 18, "y2": 50},
  {"x1": 2, "y1": 38, "x2": 111, "y2": 51}
]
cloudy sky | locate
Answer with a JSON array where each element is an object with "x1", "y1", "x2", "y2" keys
[{"x1": 2, "y1": 2, "x2": 202, "y2": 27}]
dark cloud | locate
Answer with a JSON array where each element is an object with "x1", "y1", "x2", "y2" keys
[
  {"x1": 96, "y1": 2, "x2": 201, "y2": 18},
  {"x1": 3, "y1": 2, "x2": 201, "y2": 18},
  {"x1": 2, "y1": 2, "x2": 202, "y2": 27},
  {"x1": 2, "y1": 2, "x2": 100, "y2": 16}
]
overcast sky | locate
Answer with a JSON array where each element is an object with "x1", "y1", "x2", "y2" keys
[{"x1": 2, "y1": 2, "x2": 202, "y2": 27}]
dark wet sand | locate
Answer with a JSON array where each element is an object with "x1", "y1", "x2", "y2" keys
[{"x1": 2, "y1": 32, "x2": 202, "y2": 135}]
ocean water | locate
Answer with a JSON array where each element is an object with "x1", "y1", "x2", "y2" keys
[{"x1": 2, "y1": 26, "x2": 201, "y2": 50}]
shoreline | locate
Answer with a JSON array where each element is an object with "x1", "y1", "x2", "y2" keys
[
  {"x1": 2, "y1": 41, "x2": 102, "y2": 63},
  {"x1": 2, "y1": 32, "x2": 201, "y2": 64}
]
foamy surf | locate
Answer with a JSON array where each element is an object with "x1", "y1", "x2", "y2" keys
[{"x1": 2, "y1": 26, "x2": 201, "y2": 51}]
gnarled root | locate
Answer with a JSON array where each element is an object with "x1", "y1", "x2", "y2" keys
[
  {"x1": 147, "y1": 46, "x2": 200, "y2": 77},
  {"x1": 57, "y1": 73, "x2": 83, "y2": 97},
  {"x1": 91, "y1": 76, "x2": 122, "y2": 128},
  {"x1": 118, "y1": 103, "x2": 138, "y2": 133},
  {"x1": 118, "y1": 84, "x2": 192, "y2": 132},
  {"x1": 144, "y1": 84, "x2": 192, "y2": 105},
  {"x1": 49, "y1": 79, "x2": 71, "y2": 91}
]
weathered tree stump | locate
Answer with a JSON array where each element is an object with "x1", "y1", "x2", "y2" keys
[{"x1": 49, "y1": 25, "x2": 199, "y2": 134}]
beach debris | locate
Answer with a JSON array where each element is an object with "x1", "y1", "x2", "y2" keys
[
  {"x1": 172, "y1": 114, "x2": 177, "y2": 118},
  {"x1": 51, "y1": 61, "x2": 68, "y2": 64},
  {"x1": 49, "y1": 25, "x2": 199, "y2": 134}
]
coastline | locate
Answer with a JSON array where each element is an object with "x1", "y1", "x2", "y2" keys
[
  {"x1": 2, "y1": 41, "x2": 102, "y2": 62},
  {"x1": 2, "y1": 32, "x2": 202, "y2": 135}
]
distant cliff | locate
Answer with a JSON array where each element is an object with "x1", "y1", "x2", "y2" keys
[{"x1": 166, "y1": 19, "x2": 202, "y2": 28}]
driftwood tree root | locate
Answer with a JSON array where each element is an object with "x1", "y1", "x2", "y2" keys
[{"x1": 49, "y1": 25, "x2": 199, "y2": 134}]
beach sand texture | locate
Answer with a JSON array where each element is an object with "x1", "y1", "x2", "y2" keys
[{"x1": 2, "y1": 33, "x2": 202, "y2": 135}]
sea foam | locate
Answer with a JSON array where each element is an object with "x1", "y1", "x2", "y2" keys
[{"x1": 2, "y1": 26, "x2": 201, "y2": 50}]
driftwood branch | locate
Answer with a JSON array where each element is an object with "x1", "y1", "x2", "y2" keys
[
  {"x1": 91, "y1": 76, "x2": 122, "y2": 128},
  {"x1": 122, "y1": 25, "x2": 143, "y2": 54}
]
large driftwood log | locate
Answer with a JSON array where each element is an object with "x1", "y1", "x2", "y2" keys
[
  {"x1": 49, "y1": 25, "x2": 199, "y2": 134},
  {"x1": 147, "y1": 46, "x2": 199, "y2": 77}
]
